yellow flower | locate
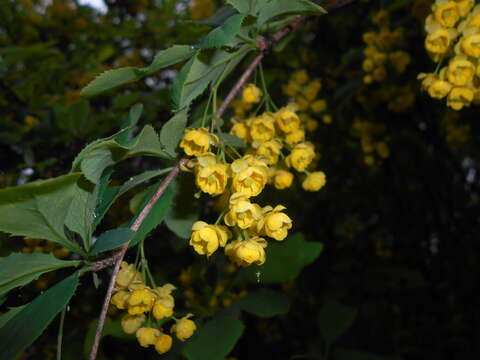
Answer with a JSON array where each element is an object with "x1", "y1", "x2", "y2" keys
[
  {"x1": 304, "y1": 117, "x2": 319, "y2": 132},
  {"x1": 224, "y1": 194, "x2": 262, "y2": 229},
  {"x1": 152, "y1": 298, "x2": 174, "y2": 320},
  {"x1": 189, "y1": 221, "x2": 231, "y2": 256},
  {"x1": 128, "y1": 288, "x2": 156, "y2": 315},
  {"x1": 362, "y1": 58, "x2": 375, "y2": 72},
  {"x1": 275, "y1": 107, "x2": 301, "y2": 133},
  {"x1": 180, "y1": 128, "x2": 218, "y2": 156},
  {"x1": 310, "y1": 99, "x2": 327, "y2": 113},
  {"x1": 195, "y1": 155, "x2": 228, "y2": 195},
  {"x1": 230, "y1": 122, "x2": 250, "y2": 143},
  {"x1": 282, "y1": 82, "x2": 301, "y2": 97},
  {"x1": 434, "y1": 1, "x2": 459, "y2": 27},
  {"x1": 256, "y1": 139, "x2": 282, "y2": 165},
  {"x1": 460, "y1": 34, "x2": 480, "y2": 57},
  {"x1": 121, "y1": 314, "x2": 145, "y2": 334},
  {"x1": 116, "y1": 262, "x2": 140, "y2": 289},
  {"x1": 373, "y1": 66, "x2": 387, "y2": 82},
  {"x1": 273, "y1": 170, "x2": 294, "y2": 190},
  {"x1": 363, "y1": 75, "x2": 374, "y2": 84},
  {"x1": 428, "y1": 80, "x2": 452, "y2": 99},
  {"x1": 136, "y1": 327, "x2": 160, "y2": 347},
  {"x1": 292, "y1": 69, "x2": 309, "y2": 84},
  {"x1": 389, "y1": 51, "x2": 411, "y2": 73},
  {"x1": 242, "y1": 84, "x2": 262, "y2": 103},
  {"x1": 447, "y1": 87, "x2": 474, "y2": 110},
  {"x1": 286, "y1": 142, "x2": 316, "y2": 172},
  {"x1": 363, "y1": 32, "x2": 377, "y2": 45},
  {"x1": 455, "y1": 0, "x2": 474, "y2": 16},
  {"x1": 294, "y1": 96, "x2": 310, "y2": 111},
  {"x1": 418, "y1": 73, "x2": 438, "y2": 91},
  {"x1": 376, "y1": 142, "x2": 390, "y2": 159},
  {"x1": 302, "y1": 171, "x2": 327, "y2": 192},
  {"x1": 285, "y1": 129, "x2": 306, "y2": 145},
  {"x1": 304, "y1": 79, "x2": 322, "y2": 101},
  {"x1": 447, "y1": 57, "x2": 475, "y2": 85},
  {"x1": 171, "y1": 314, "x2": 197, "y2": 341},
  {"x1": 322, "y1": 114, "x2": 332, "y2": 125},
  {"x1": 250, "y1": 115, "x2": 276, "y2": 142},
  {"x1": 372, "y1": 9, "x2": 389, "y2": 26},
  {"x1": 230, "y1": 157, "x2": 269, "y2": 198},
  {"x1": 258, "y1": 205, "x2": 292, "y2": 241},
  {"x1": 425, "y1": 29, "x2": 451, "y2": 54},
  {"x1": 155, "y1": 334, "x2": 173, "y2": 354},
  {"x1": 111, "y1": 290, "x2": 130, "y2": 310},
  {"x1": 225, "y1": 237, "x2": 267, "y2": 267}
]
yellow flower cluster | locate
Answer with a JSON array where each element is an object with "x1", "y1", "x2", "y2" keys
[
  {"x1": 362, "y1": 10, "x2": 411, "y2": 85},
  {"x1": 356, "y1": 84, "x2": 416, "y2": 113},
  {"x1": 21, "y1": 237, "x2": 70, "y2": 259},
  {"x1": 282, "y1": 70, "x2": 332, "y2": 126},
  {"x1": 352, "y1": 120, "x2": 391, "y2": 167},
  {"x1": 110, "y1": 262, "x2": 196, "y2": 354},
  {"x1": 179, "y1": 87, "x2": 327, "y2": 266},
  {"x1": 419, "y1": 0, "x2": 480, "y2": 110}
]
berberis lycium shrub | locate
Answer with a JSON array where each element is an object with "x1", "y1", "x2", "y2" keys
[{"x1": 2, "y1": 0, "x2": 479, "y2": 359}]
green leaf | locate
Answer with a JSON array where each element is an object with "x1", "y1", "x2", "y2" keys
[
  {"x1": 257, "y1": 0, "x2": 327, "y2": 25},
  {"x1": 143, "y1": 45, "x2": 196, "y2": 74},
  {"x1": 72, "y1": 125, "x2": 168, "y2": 184},
  {"x1": 171, "y1": 54, "x2": 202, "y2": 112},
  {"x1": 160, "y1": 108, "x2": 189, "y2": 157},
  {"x1": 90, "y1": 228, "x2": 135, "y2": 255},
  {"x1": 0, "y1": 306, "x2": 25, "y2": 330},
  {"x1": 0, "y1": 173, "x2": 86, "y2": 254},
  {"x1": 218, "y1": 133, "x2": 247, "y2": 148},
  {"x1": 128, "y1": 181, "x2": 175, "y2": 247},
  {"x1": 115, "y1": 103, "x2": 144, "y2": 146},
  {"x1": 225, "y1": 0, "x2": 259, "y2": 14},
  {"x1": 0, "y1": 252, "x2": 81, "y2": 296},
  {"x1": 165, "y1": 213, "x2": 197, "y2": 240},
  {"x1": 318, "y1": 301, "x2": 357, "y2": 344},
  {"x1": 182, "y1": 312, "x2": 244, "y2": 360},
  {"x1": 197, "y1": 14, "x2": 246, "y2": 49},
  {"x1": 80, "y1": 67, "x2": 145, "y2": 97},
  {"x1": 236, "y1": 289, "x2": 290, "y2": 318},
  {"x1": 236, "y1": 233, "x2": 323, "y2": 284},
  {"x1": 0, "y1": 272, "x2": 80, "y2": 360}
]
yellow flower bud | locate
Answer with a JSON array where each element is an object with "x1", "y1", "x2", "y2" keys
[
  {"x1": 286, "y1": 142, "x2": 316, "y2": 172},
  {"x1": 155, "y1": 334, "x2": 173, "y2": 354},
  {"x1": 447, "y1": 57, "x2": 475, "y2": 86},
  {"x1": 428, "y1": 80, "x2": 452, "y2": 99},
  {"x1": 302, "y1": 171, "x2": 327, "y2": 192},
  {"x1": 190, "y1": 221, "x2": 231, "y2": 256},
  {"x1": 225, "y1": 237, "x2": 267, "y2": 267},
  {"x1": 180, "y1": 128, "x2": 218, "y2": 156},
  {"x1": 322, "y1": 114, "x2": 332, "y2": 125},
  {"x1": 275, "y1": 107, "x2": 301, "y2": 133},
  {"x1": 256, "y1": 140, "x2": 282, "y2": 165},
  {"x1": 310, "y1": 99, "x2": 327, "y2": 113},
  {"x1": 242, "y1": 84, "x2": 262, "y2": 103},
  {"x1": 152, "y1": 299, "x2": 174, "y2": 320},
  {"x1": 171, "y1": 314, "x2": 197, "y2": 341},
  {"x1": 128, "y1": 288, "x2": 155, "y2": 315},
  {"x1": 434, "y1": 1, "x2": 459, "y2": 27},
  {"x1": 292, "y1": 69, "x2": 309, "y2": 85},
  {"x1": 116, "y1": 262, "x2": 140, "y2": 289},
  {"x1": 111, "y1": 290, "x2": 130, "y2": 310},
  {"x1": 249, "y1": 115, "x2": 276, "y2": 142},
  {"x1": 258, "y1": 205, "x2": 292, "y2": 241},
  {"x1": 425, "y1": 29, "x2": 451, "y2": 54},
  {"x1": 121, "y1": 314, "x2": 145, "y2": 334},
  {"x1": 230, "y1": 122, "x2": 250, "y2": 143},
  {"x1": 224, "y1": 195, "x2": 262, "y2": 229},
  {"x1": 273, "y1": 170, "x2": 294, "y2": 190},
  {"x1": 136, "y1": 327, "x2": 160, "y2": 347},
  {"x1": 447, "y1": 87, "x2": 474, "y2": 110}
]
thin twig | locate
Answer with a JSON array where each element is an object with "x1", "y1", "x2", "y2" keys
[
  {"x1": 56, "y1": 307, "x2": 66, "y2": 360},
  {"x1": 88, "y1": 158, "x2": 186, "y2": 360}
]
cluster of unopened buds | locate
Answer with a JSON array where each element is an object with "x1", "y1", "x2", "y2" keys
[
  {"x1": 362, "y1": 10, "x2": 411, "y2": 84},
  {"x1": 352, "y1": 120, "x2": 390, "y2": 167},
  {"x1": 419, "y1": 0, "x2": 480, "y2": 110},
  {"x1": 179, "y1": 84, "x2": 326, "y2": 266},
  {"x1": 110, "y1": 262, "x2": 196, "y2": 355}
]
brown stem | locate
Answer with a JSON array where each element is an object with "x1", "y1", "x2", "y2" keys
[{"x1": 88, "y1": 158, "x2": 186, "y2": 360}]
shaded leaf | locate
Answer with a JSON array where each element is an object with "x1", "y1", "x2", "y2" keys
[
  {"x1": 236, "y1": 233, "x2": 323, "y2": 284},
  {"x1": 0, "y1": 272, "x2": 80, "y2": 360},
  {"x1": 115, "y1": 103, "x2": 143, "y2": 146},
  {"x1": 160, "y1": 108, "x2": 189, "y2": 157},
  {"x1": 83, "y1": 319, "x2": 134, "y2": 358},
  {"x1": 143, "y1": 45, "x2": 196, "y2": 74},
  {"x1": 90, "y1": 228, "x2": 135, "y2": 255},
  {"x1": 0, "y1": 306, "x2": 25, "y2": 330},
  {"x1": 257, "y1": 0, "x2": 327, "y2": 25},
  {"x1": 80, "y1": 67, "x2": 145, "y2": 97},
  {"x1": 182, "y1": 312, "x2": 244, "y2": 360},
  {"x1": 197, "y1": 14, "x2": 246, "y2": 49},
  {"x1": 319, "y1": 301, "x2": 357, "y2": 344},
  {"x1": 237, "y1": 289, "x2": 290, "y2": 318}
]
